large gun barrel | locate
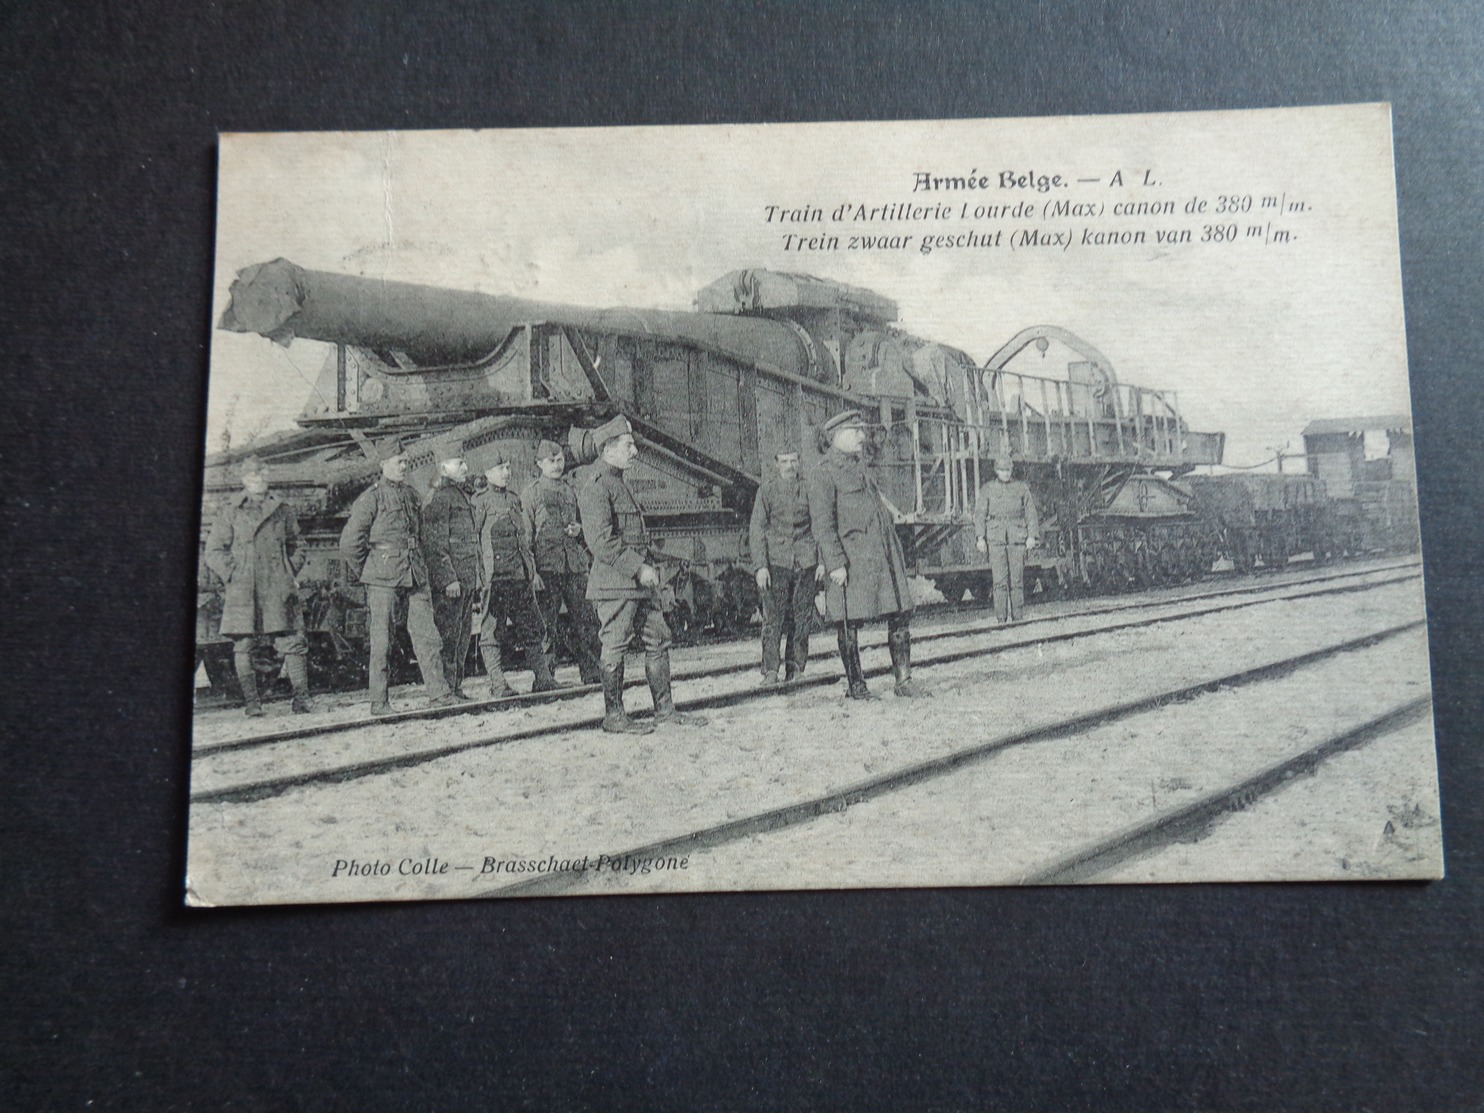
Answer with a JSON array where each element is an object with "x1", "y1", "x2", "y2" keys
[
  {"x1": 217, "y1": 258, "x2": 819, "y2": 377},
  {"x1": 216, "y1": 257, "x2": 626, "y2": 366}
]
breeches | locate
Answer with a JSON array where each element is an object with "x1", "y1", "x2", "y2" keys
[
  {"x1": 593, "y1": 596, "x2": 672, "y2": 670},
  {"x1": 231, "y1": 631, "x2": 307, "y2": 658}
]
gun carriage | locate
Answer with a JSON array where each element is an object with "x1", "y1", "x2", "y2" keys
[{"x1": 201, "y1": 260, "x2": 1231, "y2": 686}]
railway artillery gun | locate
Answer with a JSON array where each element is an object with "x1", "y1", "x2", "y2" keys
[{"x1": 201, "y1": 259, "x2": 1226, "y2": 688}]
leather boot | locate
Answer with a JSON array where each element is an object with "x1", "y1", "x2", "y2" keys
[
  {"x1": 837, "y1": 624, "x2": 874, "y2": 700},
  {"x1": 888, "y1": 628, "x2": 931, "y2": 698},
  {"x1": 234, "y1": 650, "x2": 264, "y2": 717},
  {"x1": 648, "y1": 655, "x2": 708, "y2": 727},
  {"x1": 530, "y1": 649, "x2": 560, "y2": 693},
  {"x1": 285, "y1": 652, "x2": 314, "y2": 714},
  {"x1": 602, "y1": 663, "x2": 653, "y2": 735}
]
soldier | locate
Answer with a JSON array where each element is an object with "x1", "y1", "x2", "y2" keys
[
  {"x1": 578, "y1": 415, "x2": 708, "y2": 735},
  {"x1": 204, "y1": 458, "x2": 314, "y2": 716},
  {"x1": 422, "y1": 455, "x2": 483, "y2": 698},
  {"x1": 809, "y1": 410, "x2": 928, "y2": 700},
  {"x1": 339, "y1": 443, "x2": 457, "y2": 715},
  {"x1": 973, "y1": 458, "x2": 1041, "y2": 624},
  {"x1": 521, "y1": 439, "x2": 603, "y2": 686},
  {"x1": 749, "y1": 449, "x2": 823, "y2": 685},
  {"x1": 472, "y1": 451, "x2": 558, "y2": 698}
]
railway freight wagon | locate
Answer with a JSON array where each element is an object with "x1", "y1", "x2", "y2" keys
[
  {"x1": 200, "y1": 260, "x2": 1226, "y2": 685},
  {"x1": 1185, "y1": 415, "x2": 1419, "y2": 574}
]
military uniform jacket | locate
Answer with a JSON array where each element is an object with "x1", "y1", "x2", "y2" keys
[
  {"x1": 422, "y1": 479, "x2": 484, "y2": 593},
  {"x1": 749, "y1": 474, "x2": 819, "y2": 571},
  {"x1": 472, "y1": 486, "x2": 536, "y2": 584},
  {"x1": 340, "y1": 479, "x2": 430, "y2": 589},
  {"x1": 521, "y1": 475, "x2": 591, "y2": 575},
  {"x1": 578, "y1": 463, "x2": 651, "y2": 601},
  {"x1": 206, "y1": 491, "x2": 305, "y2": 636},
  {"x1": 809, "y1": 448, "x2": 913, "y2": 622},
  {"x1": 973, "y1": 478, "x2": 1041, "y2": 546}
]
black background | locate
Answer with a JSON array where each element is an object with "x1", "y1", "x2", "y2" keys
[{"x1": 5, "y1": 1, "x2": 1483, "y2": 1108}]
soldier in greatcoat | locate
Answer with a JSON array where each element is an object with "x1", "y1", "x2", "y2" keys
[
  {"x1": 422, "y1": 455, "x2": 484, "y2": 698},
  {"x1": 577, "y1": 415, "x2": 708, "y2": 734},
  {"x1": 808, "y1": 410, "x2": 928, "y2": 700},
  {"x1": 521, "y1": 439, "x2": 603, "y2": 686},
  {"x1": 204, "y1": 458, "x2": 313, "y2": 716},
  {"x1": 973, "y1": 458, "x2": 1041, "y2": 623},
  {"x1": 749, "y1": 449, "x2": 823, "y2": 685},
  {"x1": 339, "y1": 444, "x2": 456, "y2": 715},
  {"x1": 472, "y1": 451, "x2": 558, "y2": 698}
]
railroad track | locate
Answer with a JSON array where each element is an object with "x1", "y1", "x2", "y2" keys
[
  {"x1": 189, "y1": 553, "x2": 1399, "y2": 715},
  {"x1": 193, "y1": 557, "x2": 1421, "y2": 749},
  {"x1": 191, "y1": 561, "x2": 1423, "y2": 804},
  {"x1": 478, "y1": 621, "x2": 1428, "y2": 898}
]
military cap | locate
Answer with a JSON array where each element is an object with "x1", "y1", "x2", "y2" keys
[
  {"x1": 432, "y1": 436, "x2": 467, "y2": 468},
  {"x1": 821, "y1": 409, "x2": 867, "y2": 437},
  {"x1": 536, "y1": 438, "x2": 565, "y2": 461},
  {"x1": 375, "y1": 435, "x2": 411, "y2": 462},
  {"x1": 484, "y1": 447, "x2": 512, "y2": 468},
  {"x1": 592, "y1": 415, "x2": 634, "y2": 451},
  {"x1": 238, "y1": 456, "x2": 267, "y2": 479},
  {"x1": 774, "y1": 448, "x2": 801, "y2": 460}
]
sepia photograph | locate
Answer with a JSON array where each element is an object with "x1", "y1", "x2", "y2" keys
[{"x1": 186, "y1": 105, "x2": 1439, "y2": 906}]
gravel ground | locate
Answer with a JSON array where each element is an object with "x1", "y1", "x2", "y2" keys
[
  {"x1": 185, "y1": 575, "x2": 1435, "y2": 906},
  {"x1": 576, "y1": 629, "x2": 1437, "y2": 895}
]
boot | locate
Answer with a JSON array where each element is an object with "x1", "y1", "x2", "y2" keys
[
  {"x1": 888, "y1": 628, "x2": 931, "y2": 698},
  {"x1": 602, "y1": 663, "x2": 653, "y2": 735},
  {"x1": 486, "y1": 669, "x2": 516, "y2": 701},
  {"x1": 837, "y1": 625, "x2": 874, "y2": 700},
  {"x1": 285, "y1": 652, "x2": 314, "y2": 714},
  {"x1": 530, "y1": 649, "x2": 560, "y2": 693},
  {"x1": 234, "y1": 650, "x2": 264, "y2": 717},
  {"x1": 648, "y1": 655, "x2": 708, "y2": 727}
]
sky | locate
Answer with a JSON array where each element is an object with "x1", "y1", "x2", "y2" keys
[{"x1": 208, "y1": 105, "x2": 1412, "y2": 470}]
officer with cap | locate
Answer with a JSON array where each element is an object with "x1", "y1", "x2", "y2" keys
[
  {"x1": 521, "y1": 438, "x2": 603, "y2": 686},
  {"x1": 205, "y1": 457, "x2": 314, "y2": 716},
  {"x1": 973, "y1": 458, "x2": 1041, "y2": 623},
  {"x1": 472, "y1": 449, "x2": 557, "y2": 697},
  {"x1": 808, "y1": 410, "x2": 928, "y2": 700},
  {"x1": 340, "y1": 440, "x2": 456, "y2": 714},
  {"x1": 749, "y1": 449, "x2": 823, "y2": 685},
  {"x1": 577, "y1": 415, "x2": 708, "y2": 734},
  {"x1": 422, "y1": 453, "x2": 484, "y2": 698}
]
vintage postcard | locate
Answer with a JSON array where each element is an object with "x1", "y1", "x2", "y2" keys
[{"x1": 187, "y1": 105, "x2": 1439, "y2": 907}]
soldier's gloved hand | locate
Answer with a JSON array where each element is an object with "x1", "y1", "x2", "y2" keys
[
  {"x1": 829, "y1": 566, "x2": 848, "y2": 588},
  {"x1": 1026, "y1": 536, "x2": 1040, "y2": 550},
  {"x1": 975, "y1": 537, "x2": 988, "y2": 554},
  {"x1": 755, "y1": 567, "x2": 770, "y2": 590},
  {"x1": 564, "y1": 523, "x2": 582, "y2": 537},
  {"x1": 638, "y1": 564, "x2": 660, "y2": 588},
  {"x1": 815, "y1": 564, "x2": 827, "y2": 584},
  {"x1": 531, "y1": 573, "x2": 545, "y2": 593},
  {"x1": 446, "y1": 580, "x2": 462, "y2": 599}
]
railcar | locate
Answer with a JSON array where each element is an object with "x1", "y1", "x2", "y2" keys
[
  {"x1": 198, "y1": 260, "x2": 1227, "y2": 686},
  {"x1": 1187, "y1": 415, "x2": 1419, "y2": 573}
]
